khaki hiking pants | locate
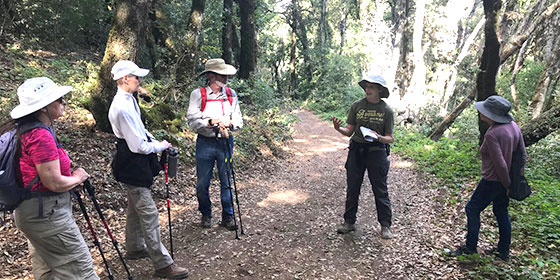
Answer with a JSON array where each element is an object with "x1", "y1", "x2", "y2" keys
[
  {"x1": 124, "y1": 184, "x2": 173, "y2": 270},
  {"x1": 14, "y1": 192, "x2": 99, "y2": 280}
]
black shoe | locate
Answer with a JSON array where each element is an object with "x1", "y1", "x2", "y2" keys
[
  {"x1": 201, "y1": 216, "x2": 212, "y2": 228},
  {"x1": 125, "y1": 249, "x2": 150, "y2": 260},
  {"x1": 450, "y1": 245, "x2": 477, "y2": 257},
  {"x1": 484, "y1": 248, "x2": 510, "y2": 261},
  {"x1": 336, "y1": 223, "x2": 356, "y2": 234},
  {"x1": 220, "y1": 217, "x2": 238, "y2": 231}
]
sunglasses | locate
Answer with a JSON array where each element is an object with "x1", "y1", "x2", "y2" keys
[{"x1": 56, "y1": 97, "x2": 67, "y2": 104}]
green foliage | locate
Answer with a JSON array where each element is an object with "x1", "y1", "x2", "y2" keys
[
  {"x1": 3, "y1": 0, "x2": 111, "y2": 48},
  {"x1": 392, "y1": 127, "x2": 480, "y2": 185},
  {"x1": 496, "y1": 58, "x2": 545, "y2": 123},
  {"x1": 301, "y1": 52, "x2": 363, "y2": 117}
]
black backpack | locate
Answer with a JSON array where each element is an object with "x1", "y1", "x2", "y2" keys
[
  {"x1": 0, "y1": 122, "x2": 57, "y2": 212},
  {"x1": 508, "y1": 142, "x2": 531, "y2": 201}
]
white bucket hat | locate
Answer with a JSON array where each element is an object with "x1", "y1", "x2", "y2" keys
[
  {"x1": 358, "y1": 74, "x2": 390, "y2": 98},
  {"x1": 10, "y1": 77, "x2": 72, "y2": 119},
  {"x1": 474, "y1": 95, "x2": 514, "y2": 124},
  {"x1": 199, "y1": 58, "x2": 237, "y2": 76},
  {"x1": 111, "y1": 60, "x2": 150, "y2": 80}
]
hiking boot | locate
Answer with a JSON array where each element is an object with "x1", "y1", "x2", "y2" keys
[
  {"x1": 125, "y1": 249, "x2": 150, "y2": 260},
  {"x1": 201, "y1": 216, "x2": 212, "y2": 228},
  {"x1": 154, "y1": 263, "x2": 188, "y2": 279},
  {"x1": 450, "y1": 245, "x2": 477, "y2": 257},
  {"x1": 484, "y1": 247, "x2": 510, "y2": 262},
  {"x1": 220, "y1": 217, "x2": 238, "y2": 231},
  {"x1": 336, "y1": 223, "x2": 356, "y2": 234},
  {"x1": 381, "y1": 226, "x2": 393, "y2": 239}
]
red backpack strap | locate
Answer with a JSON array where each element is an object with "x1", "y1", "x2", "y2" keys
[
  {"x1": 224, "y1": 87, "x2": 233, "y2": 106},
  {"x1": 200, "y1": 87, "x2": 207, "y2": 112}
]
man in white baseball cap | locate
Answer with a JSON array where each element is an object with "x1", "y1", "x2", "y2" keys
[{"x1": 108, "y1": 60, "x2": 188, "y2": 279}]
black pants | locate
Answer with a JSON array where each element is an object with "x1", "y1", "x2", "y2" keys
[{"x1": 343, "y1": 143, "x2": 392, "y2": 227}]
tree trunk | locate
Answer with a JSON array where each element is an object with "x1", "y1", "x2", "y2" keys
[
  {"x1": 521, "y1": 105, "x2": 560, "y2": 146},
  {"x1": 499, "y1": 0, "x2": 560, "y2": 64},
  {"x1": 429, "y1": 88, "x2": 476, "y2": 141},
  {"x1": 529, "y1": 26, "x2": 560, "y2": 119},
  {"x1": 393, "y1": 0, "x2": 412, "y2": 98},
  {"x1": 318, "y1": 0, "x2": 328, "y2": 47},
  {"x1": 441, "y1": 18, "x2": 485, "y2": 110},
  {"x1": 293, "y1": 1, "x2": 312, "y2": 80},
  {"x1": 289, "y1": 1, "x2": 297, "y2": 94},
  {"x1": 87, "y1": 0, "x2": 151, "y2": 133},
  {"x1": 404, "y1": 0, "x2": 426, "y2": 112},
  {"x1": 239, "y1": 0, "x2": 256, "y2": 79},
  {"x1": 221, "y1": 0, "x2": 235, "y2": 64},
  {"x1": 509, "y1": 38, "x2": 530, "y2": 112},
  {"x1": 176, "y1": 0, "x2": 205, "y2": 81},
  {"x1": 339, "y1": 9, "x2": 348, "y2": 54},
  {"x1": 477, "y1": 0, "x2": 502, "y2": 145}
]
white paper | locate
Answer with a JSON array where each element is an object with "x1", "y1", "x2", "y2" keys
[{"x1": 360, "y1": 126, "x2": 378, "y2": 142}]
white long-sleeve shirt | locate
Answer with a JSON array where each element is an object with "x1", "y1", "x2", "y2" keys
[
  {"x1": 108, "y1": 87, "x2": 167, "y2": 154},
  {"x1": 187, "y1": 86, "x2": 243, "y2": 138}
]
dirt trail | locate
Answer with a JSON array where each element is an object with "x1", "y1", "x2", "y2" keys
[
  {"x1": 130, "y1": 110, "x2": 460, "y2": 279},
  {"x1": 2, "y1": 110, "x2": 465, "y2": 280}
]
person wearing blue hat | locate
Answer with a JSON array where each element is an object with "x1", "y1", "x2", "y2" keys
[
  {"x1": 452, "y1": 95, "x2": 526, "y2": 261},
  {"x1": 331, "y1": 73, "x2": 394, "y2": 239}
]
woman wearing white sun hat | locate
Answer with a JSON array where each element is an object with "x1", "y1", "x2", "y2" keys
[
  {"x1": 1, "y1": 77, "x2": 98, "y2": 279},
  {"x1": 331, "y1": 73, "x2": 395, "y2": 239}
]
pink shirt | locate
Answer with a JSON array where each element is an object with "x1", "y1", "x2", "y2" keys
[
  {"x1": 480, "y1": 121, "x2": 526, "y2": 188},
  {"x1": 18, "y1": 128, "x2": 71, "y2": 192}
]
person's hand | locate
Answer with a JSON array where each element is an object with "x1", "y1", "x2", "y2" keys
[
  {"x1": 161, "y1": 140, "x2": 172, "y2": 149},
  {"x1": 72, "y1": 168, "x2": 90, "y2": 184},
  {"x1": 219, "y1": 116, "x2": 231, "y2": 129},
  {"x1": 331, "y1": 115, "x2": 343, "y2": 130}
]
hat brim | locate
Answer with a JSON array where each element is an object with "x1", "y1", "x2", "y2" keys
[
  {"x1": 10, "y1": 86, "x2": 72, "y2": 119},
  {"x1": 474, "y1": 101, "x2": 514, "y2": 124},
  {"x1": 359, "y1": 80, "x2": 390, "y2": 98},
  {"x1": 199, "y1": 64, "x2": 237, "y2": 77},
  {"x1": 131, "y1": 68, "x2": 150, "y2": 77}
]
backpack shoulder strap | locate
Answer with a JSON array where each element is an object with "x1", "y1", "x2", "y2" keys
[
  {"x1": 200, "y1": 87, "x2": 207, "y2": 112},
  {"x1": 224, "y1": 87, "x2": 233, "y2": 106},
  {"x1": 17, "y1": 122, "x2": 59, "y2": 148}
]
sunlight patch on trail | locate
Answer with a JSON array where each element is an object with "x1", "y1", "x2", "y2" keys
[
  {"x1": 257, "y1": 190, "x2": 310, "y2": 207},
  {"x1": 394, "y1": 160, "x2": 413, "y2": 168}
]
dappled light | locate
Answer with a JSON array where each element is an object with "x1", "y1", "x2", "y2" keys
[
  {"x1": 257, "y1": 189, "x2": 310, "y2": 207},
  {"x1": 394, "y1": 160, "x2": 413, "y2": 169}
]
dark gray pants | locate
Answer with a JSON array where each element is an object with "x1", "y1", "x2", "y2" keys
[{"x1": 343, "y1": 145, "x2": 392, "y2": 227}]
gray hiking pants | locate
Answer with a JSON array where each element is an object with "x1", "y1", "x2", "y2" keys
[
  {"x1": 14, "y1": 192, "x2": 99, "y2": 280},
  {"x1": 124, "y1": 184, "x2": 173, "y2": 270}
]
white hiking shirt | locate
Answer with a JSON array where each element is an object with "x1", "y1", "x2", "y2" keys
[
  {"x1": 187, "y1": 86, "x2": 243, "y2": 138},
  {"x1": 108, "y1": 87, "x2": 167, "y2": 154}
]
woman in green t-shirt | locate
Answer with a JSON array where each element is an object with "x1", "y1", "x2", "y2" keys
[{"x1": 331, "y1": 74, "x2": 395, "y2": 239}]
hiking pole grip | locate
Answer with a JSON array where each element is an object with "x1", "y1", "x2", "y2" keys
[
  {"x1": 83, "y1": 180, "x2": 134, "y2": 280},
  {"x1": 220, "y1": 127, "x2": 229, "y2": 138}
]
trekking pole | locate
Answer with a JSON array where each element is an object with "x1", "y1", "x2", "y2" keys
[
  {"x1": 72, "y1": 190, "x2": 114, "y2": 280},
  {"x1": 83, "y1": 180, "x2": 134, "y2": 280},
  {"x1": 161, "y1": 148, "x2": 178, "y2": 259},
  {"x1": 219, "y1": 128, "x2": 240, "y2": 239},
  {"x1": 228, "y1": 150, "x2": 245, "y2": 235}
]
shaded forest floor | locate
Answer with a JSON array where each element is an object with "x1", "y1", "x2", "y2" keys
[{"x1": 2, "y1": 110, "x2": 494, "y2": 279}]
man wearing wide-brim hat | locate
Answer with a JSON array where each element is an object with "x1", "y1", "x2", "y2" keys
[
  {"x1": 187, "y1": 58, "x2": 243, "y2": 231},
  {"x1": 452, "y1": 95, "x2": 527, "y2": 262}
]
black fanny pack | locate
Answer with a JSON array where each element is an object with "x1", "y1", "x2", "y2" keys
[
  {"x1": 111, "y1": 138, "x2": 161, "y2": 188},
  {"x1": 349, "y1": 140, "x2": 390, "y2": 156}
]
